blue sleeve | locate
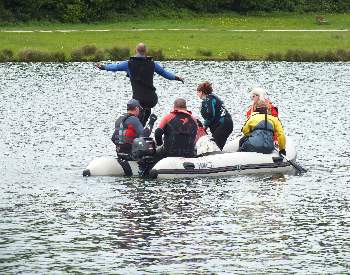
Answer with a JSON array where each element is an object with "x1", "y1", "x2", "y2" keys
[
  {"x1": 154, "y1": 62, "x2": 176, "y2": 80},
  {"x1": 105, "y1": 61, "x2": 130, "y2": 74},
  {"x1": 127, "y1": 117, "x2": 151, "y2": 137}
]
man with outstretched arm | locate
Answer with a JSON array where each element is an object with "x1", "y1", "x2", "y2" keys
[{"x1": 97, "y1": 43, "x2": 184, "y2": 125}]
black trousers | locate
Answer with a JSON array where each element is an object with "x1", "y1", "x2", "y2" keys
[
  {"x1": 210, "y1": 115, "x2": 234, "y2": 150},
  {"x1": 138, "y1": 107, "x2": 151, "y2": 126}
]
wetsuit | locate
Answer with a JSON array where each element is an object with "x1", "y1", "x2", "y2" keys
[
  {"x1": 112, "y1": 113, "x2": 151, "y2": 153},
  {"x1": 105, "y1": 56, "x2": 176, "y2": 125},
  {"x1": 154, "y1": 109, "x2": 198, "y2": 157},
  {"x1": 200, "y1": 94, "x2": 233, "y2": 150},
  {"x1": 111, "y1": 113, "x2": 151, "y2": 176}
]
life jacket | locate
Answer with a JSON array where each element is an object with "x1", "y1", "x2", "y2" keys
[
  {"x1": 246, "y1": 99, "x2": 279, "y2": 118},
  {"x1": 128, "y1": 57, "x2": 157, "y2": 109},
  {"x1": 240, "y1": 112, "x2": 275, "y2": 154},
  {"x1": 112, "y1": 114, "x2": 137, "y2": 145},
  {"x1": 164, "y1": 111, "x2": 198, "y2": 157}
]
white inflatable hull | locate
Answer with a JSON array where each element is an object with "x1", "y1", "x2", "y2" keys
[
  {"x1": 83, "y1": 136, "x2": 297, "y2": 179},
  {"x1": 152, "y1": 151, "x2": 294, "y2": 179}
]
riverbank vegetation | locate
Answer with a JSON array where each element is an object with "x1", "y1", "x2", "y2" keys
[
  {"x1": 0, "y1": 12, "x2": 349, "y2": 62},
  {"x1": 1, "y1": 45, "x2": 349, "y2": 62},
  {"x1": 1, "y1": 0, "x2": 349, "y2": 23}
]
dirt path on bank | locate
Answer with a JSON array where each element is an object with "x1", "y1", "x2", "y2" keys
[{"x1": 1, "y1": 28, "x2": 349, "y2": 33}]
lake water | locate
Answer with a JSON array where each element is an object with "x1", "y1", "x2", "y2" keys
[{"x1": 0, "y1": 61, "x2": 349, "y2": 274}]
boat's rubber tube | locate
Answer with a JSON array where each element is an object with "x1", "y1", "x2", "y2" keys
[{"x1": 83, "y1": 136, "x2": 297, "y2": 178}]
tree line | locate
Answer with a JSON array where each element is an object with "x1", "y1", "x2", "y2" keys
[{"x1": 1, "y1": 0, "x2": 349, "y2": 23}]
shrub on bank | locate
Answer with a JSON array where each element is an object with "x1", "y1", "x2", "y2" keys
[
  {"x1": 94, "y1": 49, "x2": 106, "y2": 61},
  {"x1": 81, "y1": 45, "x2": 97, "y2": 56},
  {"x1": 18, "y1": 49, "x2": 65, "y2": 62},
  {"x1": 197, "y1": 48, "x2": 213, "y2": 57},
  {"x1": 0, "y1": 49, "x2": 14, "y2": 62},
  {"x1": 105, "y1": 47, "x2": 130, "y2": 60},
  {"x1": 227, "y1": 51, "x2": 247, "y2": 61},
  {"x1": 265, "y1": 49, "x2": 350, "y2": 62},
  {"x1": 324, "y1": 49, "x2": 350, "y2": 62},
  {"x1": 71, "y1": 44, "x2": 102, "y2": 61},
  {"x1": 70, "y1": 48, "x2": 84, "y2": 61},
  {"x1": 50, "y1": 52, "x2": 66, "y2": 62},
  {"x1": 148, "y1": 49, "x2": 165, "y2": 60},
  {"x1": 265, "y1": 52, "x2": 283, "y2": 61}
]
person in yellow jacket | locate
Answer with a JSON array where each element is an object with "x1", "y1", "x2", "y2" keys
[{"x1": 239, "y1": 100, "x2": 286, "y2": 155}]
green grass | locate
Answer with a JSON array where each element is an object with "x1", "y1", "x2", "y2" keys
[{"x1": 0, "y1": 12, "x2": 349, "y2": 61}]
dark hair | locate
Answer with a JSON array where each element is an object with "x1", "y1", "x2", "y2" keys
[{"x1": 197, "y1": 81, "x2": 213, "y2": 94}]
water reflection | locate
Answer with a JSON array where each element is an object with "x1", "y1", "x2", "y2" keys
[{"x1": 0, "y1": 62, "x2": 349, "y2": 273}]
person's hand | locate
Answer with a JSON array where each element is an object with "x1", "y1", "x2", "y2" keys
[
  {"x1": 96, "y1": 63, "x2": 106, "y2": 70},
  {"x1": 148, "y1": 113, "x2": 157, "y2": 128},
  {"x1": 279, "y1": 149, "x2": 286, "y2": 156},
  {"x1": 175, "y1": 76, "x2": 184, "y2": 84}
]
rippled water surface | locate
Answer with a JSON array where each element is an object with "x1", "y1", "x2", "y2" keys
[{"x1": 1, "y1": 62, "x2": 349, "y2": 273}]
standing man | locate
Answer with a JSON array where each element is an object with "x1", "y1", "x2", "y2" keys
[{"x1": 97, "y1": 43, "x2": 184, "y2": 125}]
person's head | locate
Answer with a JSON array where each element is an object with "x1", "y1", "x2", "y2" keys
[
  {"x1": 135, "y1": 43, "x2": 147, "y2": 56},
  {"x1": 250, "y1": 87, "x2": 266, "y2": 103},
  {"x1": 173, "y1": 98, "x2": 187, "y2": 110},
  {"x1": 254, "y1": 100, "x2": 268, "y2": 114},
  {"x1": 127, "y1": 99, "x2": 142, "y2": 116},
  {"x1": 196, "y1": 81, "x2": 213, "y2": 99}
]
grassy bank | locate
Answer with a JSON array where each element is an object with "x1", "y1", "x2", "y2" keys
[{"x1": 0, "y1": 12, "x2": 349, "y2": 61}]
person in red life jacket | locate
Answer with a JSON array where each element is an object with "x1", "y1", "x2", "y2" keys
[
  {"x1": 111, "y1": 99, "x2": 157, "y2": 176},
  {"x1": 245, "y1": 87, "x2": 279, "y2": 119},
  {"x1": 97, "y1": 43, "x2": 184, "y2": 126},
  {"x1": 196, "y1": 81, "x2": 233, "y2": 150},
  {"x1": 245, "y1": 87, "x2": 279, "y2": 144},
  {"x1": 154, "y1": 98, "x2": 200, "y2": 158},
  {"x1": 239, "y1": 100, "x2": 286, "y2": 155},
  {"x1": 112, "y1": 99, "x2": 156, "y2": 153}
]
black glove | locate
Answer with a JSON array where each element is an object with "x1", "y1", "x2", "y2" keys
[
  {"x1": 175, "y1": 76, "x2": 184, "y2": 84},
  {"x1": 96, "y1": 63, "x2": 106, "y2": 70},
  {"x1": 147, "y1": 113, "x2": 157, "y2": 129},
  {"x1": 279, "y1": 149, "x2": 286, "y2": 156},
  {"x1": 154, "y1": 128, "x2": 164, "y2": 146}
]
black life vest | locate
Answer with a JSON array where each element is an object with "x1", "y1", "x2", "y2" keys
[
  {"x1": 112, "y1": 114, "x2": 137, "y2": 145},
  {"x1": 163, "y1": 112, "x2": 198, "y2": 157},
  {"x1": 128, "y1": 57, "x2": 157, "y2": 109}
]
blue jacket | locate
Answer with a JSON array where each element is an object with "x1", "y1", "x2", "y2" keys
[{"x1": 105, "y1": 58, "x2": 176, "y2": 80}]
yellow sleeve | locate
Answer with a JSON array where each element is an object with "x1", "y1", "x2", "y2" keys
[
  {"x1": 273, "y1": 117, "x2": 286, "y2": 150},
  {"x1": 241, "y1": 118, "x2": 252, "y2": 136}
]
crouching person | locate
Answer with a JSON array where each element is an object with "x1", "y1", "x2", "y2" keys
[
  {"x1": 239, "y1": 100, "x2": 286, "y2": 155},
  {"x1": 111, "y1": 99, "x2": 157, "y2": 176},
  {"x1": 154, "y1": 98, "x2": 199, "y2": 158}
]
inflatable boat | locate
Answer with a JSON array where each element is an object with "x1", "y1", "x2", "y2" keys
[{"x1": 83, "y1": 135, "x2": 298, "y2": 179}]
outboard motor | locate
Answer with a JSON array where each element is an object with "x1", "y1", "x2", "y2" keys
[
  {"x1": 132, "y1": 137, "x2": 156, "y2": 160},
  {"x1": 132, "y1": 137, "x2": 157, "y2": 178}
]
